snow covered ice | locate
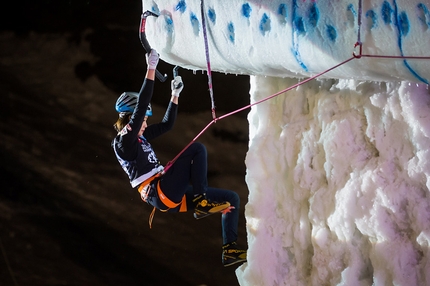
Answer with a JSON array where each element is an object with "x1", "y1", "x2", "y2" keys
[
  {"x1": 242, "y1": 78, "x2": 430, "y2": 285},
  {"x1": 142, "y1": 0, "x2": 430, "y2": 285}
]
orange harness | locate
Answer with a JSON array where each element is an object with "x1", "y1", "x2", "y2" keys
[{"x1": 138, "y1": 174, "x2": 187, "y2": 228}]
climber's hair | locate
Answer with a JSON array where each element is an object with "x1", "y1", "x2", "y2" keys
[{"x1": 113, "y1": 113, "x2": 132, "y2": 132}]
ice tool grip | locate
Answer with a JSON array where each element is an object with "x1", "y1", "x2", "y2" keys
[
  {"x1": 140, "y1": 11, "x2": 168, "y2": 83},
  {"x1": 172, "y1": 66, "x2": 183, "y2": 89}
]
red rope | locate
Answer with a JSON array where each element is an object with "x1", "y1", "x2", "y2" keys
[
  {"x1": 361, "y1": 54, "x2": 430, "y2": 60},
  {"x1": 353, "y1": 41, "x2": 430, "y2": 60},
  {"x1": 200, "y1": 0, "x2": 217, "y2": 120},
  {"x1": 163, "y1": 56, "x2": 356, "y2": 173},
  {"x1": 356, "y1": 0, "x2": 363, "y2": 45}
]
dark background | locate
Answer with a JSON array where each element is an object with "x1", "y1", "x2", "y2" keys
[{"x1": 0, "y1": 1, "x2": 251, "y2": 285}]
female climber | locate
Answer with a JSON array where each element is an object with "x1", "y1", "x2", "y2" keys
[{"x1": 112, "y1": 49, "x2": 246, "y2": 267}]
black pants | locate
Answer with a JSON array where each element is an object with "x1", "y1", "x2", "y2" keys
[{"x1": 147, "y1": 142, "x2": 240, "y2": 244}]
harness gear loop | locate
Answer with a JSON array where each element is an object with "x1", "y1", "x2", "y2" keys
[
  {"x1": 138, "y1": 174, "x2": 187, "y2": 228},
  {"x1": 138, "y1": 172, "x2": 163, "y2": 202}
]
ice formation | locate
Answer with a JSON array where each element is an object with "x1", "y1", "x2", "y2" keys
[{"x1": 143, "y1": 0, "x2": 430, "y2": 285}]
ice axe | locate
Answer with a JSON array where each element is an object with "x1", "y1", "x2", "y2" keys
[
  {"x1": 139, "y1": 10, "x2": 168, "y2": 82},
  {"x1": 172, "y1": 66, "x2": 183, "y2": 89}
]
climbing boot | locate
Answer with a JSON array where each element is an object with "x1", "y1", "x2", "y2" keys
[
  {"x1": 193, "y1": 194, "x2": 230, "y2": 219},
  {"x1": 222, "y1": 242, "x2": 247, "y2": 267}
]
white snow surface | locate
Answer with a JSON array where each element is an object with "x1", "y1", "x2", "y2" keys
[
  {"x1": 143, "y1": 1, "x2": 430, "y2": 285},
  {"x1": 240, "y1": 78, "x2": 430, "y2": 286},
  {"x1": 144, "y1": 0, "x2": 430, "y2": 82}
]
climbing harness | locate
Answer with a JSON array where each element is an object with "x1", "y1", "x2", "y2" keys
[
  {"x1": 200, "y1": 0, "x2": 217, "y2": 120},
  {"x1": 138, "y1": 172, "x2": 163, "y2": 202},
  {"x1": 138, "y1": 172, "x2": 187, "y2": 228},
  {"x1": 140, "y1": 11, "x2": 168, "y2": 82}
]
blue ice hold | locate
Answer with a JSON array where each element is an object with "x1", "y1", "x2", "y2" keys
[
  {"x1": 165, "y1": 16, "x2": 174, "y2": 34},
  {"x1": 397, "y1": 11, "x2": 410, "y2": 36},
  {"x1": 175, "y1": 0, "x2": 186, "y2": 13},
  {"x1": 417, "y1": 3, "x2": 430, "y2": 27},
  {"x1": 278, "y1": 4, "x2": 288, "y2": 23},
  {"x1": 326, "y1": 25, "x2": 337, "y2": 42},
  {"x1": 190, "y1": 12, "x2": 199, "y2": 36},
  {"x1": 308, "y1": 3, "x2": 319, "y2": 28},
  {"x1": 242, "y1": 3, "x2": 252, "y2": 18},
  {"x1": 381, "y1": 1, "x2": 393, "y2": 24},
  {"x1": 259, "y1": 13, "x2": 271, "y2": 35},
  {"x1": 347, "y1": 4, "x2": 357, "y2": 18},
  {"x1": 228, "y1": 22, "x2": 235, "y2": 43},
  {"x1": 292, "y1": 0, "x2": 305, "y2": 35},
  {"x1": 293, "y1": 17, "x2": 305, "y2": 35},
  {"x1": 291, "y1": 0, "x2": 307, "y2": 72},
  {"x1": 208, "y1": 8, "x2": 216, "y2": 24},
  {"x1": 390, "y1": 3, "x2": 427, "y2": 84},
  {"x1": 151, "y1": 5, "x2": 160, "y2": 15},
  {"x1": 366, "y1": 10, "x2": 378, "y2": 29},
  {"x1": 346, "y1": 4, "x2": 356, "y2": 27}
]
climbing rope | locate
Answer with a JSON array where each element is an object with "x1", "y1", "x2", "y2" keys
[
  {"x1": 161, "y1": 0, "x2": 430, "y2": 173},
  {"x1": 163, "y1": 55, "x2": 356, "y2": 173},
  {"x1": 354, "y1": 51, "x2": 430, "y2": 60},
  {"x1": 200, "y1": 0, "x2": 217, "y2": 120},
  {"x1": 356, "y1": 0, "x2": 363, "y2": 45}
]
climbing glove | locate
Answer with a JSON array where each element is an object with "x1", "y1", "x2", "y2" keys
[
  {"x1": 171, "y1": 76, "x2": 184, "y2": 97},
  {"x1": 146, "y1": 49, "x2": 159, "y2": 70}
]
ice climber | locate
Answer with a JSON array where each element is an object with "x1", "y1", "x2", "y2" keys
[{"x1": 111, "y1": 49, "x2": 247, "y2": 267}]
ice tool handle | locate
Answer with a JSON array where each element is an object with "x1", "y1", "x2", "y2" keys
[
  {"x1": 140, "y1": 11, "x2": 168, "y2": 82},
  {"x1": 172, "y1": 66, "x2": 183, "y2": 89}
]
